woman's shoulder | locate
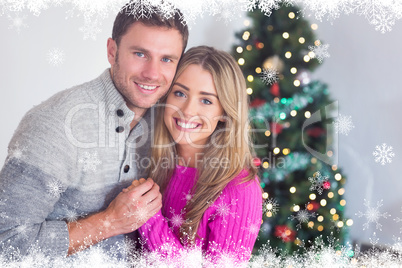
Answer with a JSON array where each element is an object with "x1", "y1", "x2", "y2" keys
[{"x1": 222, "y1": 169, "x2": 261, "y2": 197}]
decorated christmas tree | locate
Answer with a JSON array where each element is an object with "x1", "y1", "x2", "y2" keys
[{"x1": 231, "y1": 5, "x2": 352, "y2": 254}]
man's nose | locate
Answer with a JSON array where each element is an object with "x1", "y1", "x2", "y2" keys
[{"x1": 142, "y1": 59, "x2": 160, "y2": 82}]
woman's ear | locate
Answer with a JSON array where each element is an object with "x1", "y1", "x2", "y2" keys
[{"x1": 218, "y1": 114, "x2": 228, "y2": 122}]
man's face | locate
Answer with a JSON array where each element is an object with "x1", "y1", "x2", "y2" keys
[{"x1": 107, "y1": 22, "x2": 183, "y2": 115}]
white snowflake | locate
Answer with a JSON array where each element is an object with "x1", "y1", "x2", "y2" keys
[
  {"x1": 64, "y1": 208, "x2": 80, "y2": 223},
  {"x1": 356, "y1": 199, "x2": 390, "y2": 231},
  {"x1": 7, "y1": 13, "x2": 28, "y2": 34},
  {"x1": 15, "y1": 223, "x2": 30, "y2": 239},
  {"x1": 100, "y1": 217, "x2": 115, "y2": 233},
  {"x1": 124, "y1": 202, "x2": 150, "y2": 231},
  {"x1": 288, "y1": 203, "x2": 316, "y2": 230},
  {"x1": 78, "y1": 151, "x2": 102, "y2": 172},
  {"x1": 369, "y1": 232, "x2": 379, "y2": 249},
  {"x1": 241, "y1": 217, "x2": 260, "y2": 238},
  {"x1": 372, "y1": 13, "x2": 395, "y2": 33},
  {"x1": 210, "y1": 196, "x2": 238, "y2": 226},
  {"x1": 308, "y1": 171, "x2": 329, "y2": 195},
  {"x1": 373, "y1": 143, "x2": 395, "y2": 165},
  {"x1": 168, "y1": 207, "x2": 185, "y2": 229},
  {"x1": 46, "y1": 179, "x2": 64, "y2": 198},
  {"x1": 121, "y1": 0, "x2": 156, "y2": 20},
  {"x1": 79, "y1": 18, "x2": 102, "y2": 40},
  {"x1": 260, "y1": 68, "x2": 279, "y2": 86},
  {"x1": 333, "y1": 114, "x2": 355, "y2": 136},
  {"x1": 257, "y1": 0, "x2": 282, "y2": 16},
  {"x1": 350, "y1": 0, "x2": 396, "y2": 33},
  {"x1": 308, "y1": 41, "x2": 330, "y2": 63},
  {"x1": 8, "y1": 142, "x2": 27, "y2": 162},
  {"x1": 48, "y1": 231, "x2": 57, "y2": 240},
  {"x1": 394, "y1": 207, "x2": 402, "y2": 233},
  {"x1": 46, "y1": 48, "x2": 65, "y2": 66},
  {"x1": 0, "y1": 198, "x2": 7, "y2": 207},
  {"x1": 392, "y1": 236, "x2": 402, "y2": 253},
  {"x1": 263, "y1": 197, "x2": 279, "y2": 216},
  {"x1": 182, "y1": 190, "x2": 193, "y2": 203},
  {"x1": 0, "y1": 211, "x2": 9, "y2": 219}
]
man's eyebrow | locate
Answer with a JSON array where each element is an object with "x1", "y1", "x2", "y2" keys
[
  {"x1": 128, "y1": 46, "x2": 180, "y2": 60},
  {"x1": 174, "y1": 82, "x2": 218, "y2": 98}
]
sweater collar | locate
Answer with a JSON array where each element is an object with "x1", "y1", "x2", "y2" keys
[{"x1": 100, "y1": 68, "x2": 135, "y2": 125}]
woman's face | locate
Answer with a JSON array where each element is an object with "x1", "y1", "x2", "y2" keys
[{"x1": 164, "y1": 64, "x2": 225, "y2": 148}]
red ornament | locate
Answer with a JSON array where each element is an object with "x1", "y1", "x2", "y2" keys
[
  {"x1": 270, "y1": 83, "x2": 280, "y2": 97},
  {"x1": 323, "y1": 181, "x2": 331, "y2": 190},
  {"x1": 306, "y1": 127, "x2": 326, "y2": 138},
  {"x1": 274, "y1": 225, "x2": 296, "y2": 242},
  {"x1": 253, "y1": 157, "x2": 262, "y2": 167},
  {"x1": 250, "y1": 98, "x2": 266, "y2": 108},
  {"x1": 269, "y1": 122, "x2": 283, "y2": 135}
]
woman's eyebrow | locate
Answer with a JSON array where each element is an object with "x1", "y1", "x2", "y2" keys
[{"x1": 174, "y1": 82, "x2": 218, "y2": 98}]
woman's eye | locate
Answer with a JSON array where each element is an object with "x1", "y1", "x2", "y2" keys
[
  {"x1": 174, "y1": 91, "x2": 186, "y2": 98},
  {"x1": 201, "y1": 99, "x2": 212, "y2": 105}
]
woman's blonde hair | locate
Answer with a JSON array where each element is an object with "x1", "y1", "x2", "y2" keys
[{"x1": 149, "y1": 45, "x2": 258, "y2": 244}]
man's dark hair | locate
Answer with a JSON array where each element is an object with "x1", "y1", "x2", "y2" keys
[{"x1": 112, "y1": 3, "x2": 189, "y2": 52}]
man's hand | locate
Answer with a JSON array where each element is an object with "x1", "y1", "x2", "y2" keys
[
  {"x1": 105, "y1": 177, "x2": 161, "y2": 233},
  {"x1": 67, "y1": 178, "x2": 162, "y2": 255}
]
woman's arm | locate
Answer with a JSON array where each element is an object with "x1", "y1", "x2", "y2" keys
[{"x1": 203, "y1": 177, "x2": 262, "y2": 265}]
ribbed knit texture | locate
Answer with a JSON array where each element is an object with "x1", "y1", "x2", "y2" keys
[
  {"x1": 138, "y1": 165, "x2": 262, "y2": 264},
  {"x1": 0, "y1": 69, "x2": 152, "y2": 259}
]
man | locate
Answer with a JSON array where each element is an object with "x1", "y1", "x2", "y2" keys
[{"x1": 0, "y1": 3, "x2": 188, "y2": 258}]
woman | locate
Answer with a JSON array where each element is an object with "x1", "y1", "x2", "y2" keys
[{"x1": 132, "y1": 46, "x2": 262, "y2": 264}]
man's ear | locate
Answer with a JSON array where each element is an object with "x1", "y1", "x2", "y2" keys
[{"x1": 107, "y1": 38, "x2": 117, "y2": 65}]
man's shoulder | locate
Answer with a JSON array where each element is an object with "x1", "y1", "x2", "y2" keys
[{"x1": 28, "y1": 70, "x2": 109, "y2": 118}]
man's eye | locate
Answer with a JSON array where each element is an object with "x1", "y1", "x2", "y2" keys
[
  {"x1": 162, "y1": 58, "x2": 172, "y2": 63},
  {"x1": 135, "y1": 52, "x2": 145, "y2": 57}
]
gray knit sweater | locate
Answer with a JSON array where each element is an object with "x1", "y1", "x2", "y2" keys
[{"x1": 0, "y1": 69, "x2": 152, "y2": 258}]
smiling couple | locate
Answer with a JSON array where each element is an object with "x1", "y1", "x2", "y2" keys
[{"x1": 0, "y1": 2, "x2": 262, "y2": 265}]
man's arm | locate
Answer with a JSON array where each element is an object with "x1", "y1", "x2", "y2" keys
[{"x1": 67, "y1": 178, "x2": 162, "y2": 255}]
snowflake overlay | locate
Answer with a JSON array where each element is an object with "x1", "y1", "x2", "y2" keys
[
  {"x1": 46, "y1": 48, "x2": 65, "y2": 66},
  {"x1": 182, "y1": 190, "x2": 193, "y2": 203},
  {"x1": 308, "y1": 41, "x2": 330, "y2": 63},
  {"x1": 7, "y1": 142, "x2": 27, "y2": 162},
  {"x1": 241, "y1": 217, "x2": 261, "y2": 238},
  {"x1": 263, "y1": 197, "x2": 279, "y2": 216},
  {"x1": 308, "y1": 171, "x2": 329, "y2": 195},
  {"x1": 46, "y1": 179, "x2": 64, "y2": 198},
  {"x1": 394, "y1": 207, "x2": 402, "y2": 233},
  {"x1": 7, "y1": 13, "x2": 28, "y2": 34},
  {"x1": 78, "y1": 151, "x2": 102, "y2": 172},
  {"x1": 123, "y1": 200, "x2": 152, "y2": 231},
  {"x1": 209, "y1": 195, "x2": 238, "y2": 226},
  {"x1": 288, "y1": 203, "x2": 317, "y2": 230},
  {"x1": 373, "y1": 143, "x2": 395, "y2": 165},
  {"x1": 121, "y1": 0, "x2": 161, "y2": 20},
  {"x1": 356, "y1": 199, "x2": 390, "y2": 231},
  {"x1": 260, "y1": 68, "x2": 279, "y2": 86},
  {"x1": 79, "y1": 18, "x2": 102, "y2": 40},
  {"x1": 167, "y1": 207, "x2": 186, "y2": 231},
  {"x1": 333, "y1": 114, "x2": 355, "y2": 135}
]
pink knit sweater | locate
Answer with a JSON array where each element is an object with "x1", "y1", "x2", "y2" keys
[{"x1": 138, "y1": 165, "x2": 262, "y2": 264}]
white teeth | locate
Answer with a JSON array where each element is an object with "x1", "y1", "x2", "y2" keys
[
  {"x1": 138, "y1": 83, "x2": 157, "y2": 90},
  {"x1": 177, "y1": 120, "x2": 198, "y2": 129}
]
